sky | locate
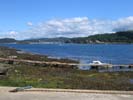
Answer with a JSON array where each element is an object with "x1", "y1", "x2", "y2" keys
[{"x1": 0, "y1": 0, "x2": 133, "y2": 40}]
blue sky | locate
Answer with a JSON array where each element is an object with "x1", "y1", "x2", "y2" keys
[{"x1": 0, "y1": 0, "x2": 133, "y2": 39}]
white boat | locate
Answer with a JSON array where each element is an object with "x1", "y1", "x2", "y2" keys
[{"x1": 89, "y1": 61, "x2": 112, "y2": 69}]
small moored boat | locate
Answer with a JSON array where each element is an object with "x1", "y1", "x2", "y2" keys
[{"x1": 89, "y1": 60, "x2": 112, "y2": 70}]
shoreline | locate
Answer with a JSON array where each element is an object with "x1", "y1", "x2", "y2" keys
[
  {"x1": 2, "y1": 42, "x2": 133, "y2": 44},
  {"x1": 0, "y1": 45, "x2": 79, "y2": 63}
]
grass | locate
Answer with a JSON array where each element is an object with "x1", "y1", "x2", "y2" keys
[{"x1": 1, "y1": 63, "x2": 133, "y2": 90}]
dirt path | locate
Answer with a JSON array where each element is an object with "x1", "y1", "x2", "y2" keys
[
  {"x1": 0, "y1": 57, "x2": 77, "y2": 65},
  {"x1": 0, "y1": 86, "x2": 133, "y2": 100}
]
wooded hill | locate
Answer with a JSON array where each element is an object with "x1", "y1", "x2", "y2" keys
[
  {"x1": 0, "y1": 31, "x2": 133, "y2": 44},
  {"x1": 65, "y1": 31, "x2": 133, "y2": 43}
]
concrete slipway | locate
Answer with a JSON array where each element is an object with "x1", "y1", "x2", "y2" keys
[{"x1": 0, "y1": 86, "x2": 133, "y2": 100}]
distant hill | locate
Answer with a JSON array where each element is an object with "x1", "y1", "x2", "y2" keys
[
  {"x1": 18, "y1": 37, "x2": 70, "y2": 44},
  {"x1": 0, "y1": 31, "x2": 133, "y2": 44},
  {"x1": 65, "y1": 31, "x2": 133, "y2": 44},
  {"x1": 21, "y1": 31, "x2": 133, "y2": 44},
  {"x1": 0, "y1": 38, "x2": 17, "y2": 43}
]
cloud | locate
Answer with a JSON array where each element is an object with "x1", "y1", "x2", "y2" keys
[
  {"x1": 112, "y1": 16, "x2": 133, "y2": 31},
  {"x1": 19, "y1": 17, "x2": 113, "y2": 39},
  {"x1": 0, "y1": 31, "x2": 19, "y2": 39},
  {"x1": 27, "y1": 22, "x2": 33, "y2": 26},
  {"x1": 1, "y1": 16, "x2": 133, "y2": 40}
]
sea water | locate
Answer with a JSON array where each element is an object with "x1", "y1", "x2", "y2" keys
[{"x1": 1, "y1": 43, "x2": 133, "y2": 70}]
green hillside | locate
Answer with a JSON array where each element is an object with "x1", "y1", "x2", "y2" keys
[
  {"x1": 0, "y1": 31, "x2": 133, "y2": 44},
  {"x1": 66, "y1": 31, "x2": 133, "y2": 43}
]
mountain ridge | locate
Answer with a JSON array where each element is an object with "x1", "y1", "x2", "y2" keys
[{"x1": 0, "y1": 31, "x2": 133, "y2": 44}]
